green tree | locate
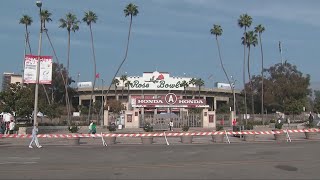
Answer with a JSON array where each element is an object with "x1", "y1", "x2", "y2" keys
[
  {"x1": 107, "y1": 99, "x2": 125, "y2": 114},
  {"x1": 247, "y1": 63, "x2": 311, "y2": 114},
  {"x1": 195, "y1": 78, "x2": 205, "y2": 98},
  {"x1": 41, "y1": 103, "x2": 61, "y2": 121},
  {"x1": 313, "y1": 90, "x2": 320, "y2": 113},
  {"x1": 125, "y1": 80, "x2": 132, "y2": 103},
  {"x1": 59, "y1": 13, "x2": 80, "y2": 73},
  {"x1": 83, "y1": 11, "x2": 98, "y2": 122},
  {"x1": 189, "y1": 78, "x2": 196, "y2": 97},
  {"x1": 40, "y1": 9, "x2": 52, "y2": 30},
  {"x1": 19, "y1": 15, "x2": 33, "y2": 54},
  {"x1": 120, "y1": 75, "x2": 127, "y2": 100},
  {"x1": 210, "y1": 24, "x2": 236, "y2": 113},
  {"x1": 112, "y1": 79, "x2": 120, "y2": 99},
  {"x1": 59, "y1": 13, "x2": 80, "y2": 124},
  {"x1": 242, "y1": 31, "x2": 258, "y2": 119},
  {"x1": 255, "y1": 24, "x2": 266, "y2": 124},
  {"x1": 103, "y1": 3, "x2": 139, "y2": 107},
  {"x1": 238, "y1": 13, "x2": 252, "y2": 124},
  {"x1": 180, "y1": 80, "x2": 189, "y2": 98},
  {"x1": 210, "y1": 24, "x2": 232, "y2": 89},
  {"x1": 0, "y1": 84, "x2": 34, "y2": 118}
]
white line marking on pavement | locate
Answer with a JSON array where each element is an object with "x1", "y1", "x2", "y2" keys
[{"x1": 0, "y1": 162, "x2": 37, "y2": 165}]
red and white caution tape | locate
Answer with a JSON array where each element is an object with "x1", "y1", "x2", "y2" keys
[{"x1": 0, "y1": 128, "x2": 319, "y2": 138}]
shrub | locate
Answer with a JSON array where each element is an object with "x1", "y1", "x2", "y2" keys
[
  {"x1": 275, "y1": 122, "x2": 283, "y2": 130},
  {"x1": 216, "y1": 124, "x2": 224, "y2": 131},
  {"x1": 244, "y1": 123, "x2": 254, "y2": 130},
  {"x1": 108, "y1": 123, "x2": 117, "y2": 132},
  {"x1": 305, "y1": 121, "x2": 315, "y2": 128},
  {"x1": 182, "y1": 125, "x2": 189, "y2": 132},
  {"x1": 68, "y1": 125, "x2": 79, "y2": 133},
  {"x1": 143, "y1": 122, "x2": 153, "y2": 132},
  {"x1": 270, "y1": 119, "x2": 276, "y2": 123}
]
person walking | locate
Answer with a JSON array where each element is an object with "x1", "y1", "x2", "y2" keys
[
  {"x1": 9, "y1": 120, "x2": 15, "y2": 134},
  {"x1": 5, "y1": 122, "x2": 9, "y2": 134},
  {"x1": 169, "y1": 120, "x2": 174, "y2": 131},
  {"x1": 91, "y1": 122, "x2": 97, "y2": 134},
  {"x1": 29, "y1": 124, "x2": 42, "y2": 148},
  {"x1": 88, "y1": 121, "x2": 93, "y2": 134}
]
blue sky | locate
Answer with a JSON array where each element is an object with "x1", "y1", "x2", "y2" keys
[{"x1": 1, "y1": 0, "x2": 320, "y2": 90}]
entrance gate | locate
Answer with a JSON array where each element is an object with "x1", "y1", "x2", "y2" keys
[{"x1": 139, "y1": 112, "x2": 203, "y2": 129}]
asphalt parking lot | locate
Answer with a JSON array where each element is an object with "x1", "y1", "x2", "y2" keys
[{"x1": 0, "y1": 142, "x2": 319, "y2": 179}]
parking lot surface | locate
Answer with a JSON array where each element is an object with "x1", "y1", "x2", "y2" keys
[{"x1": 0, "y1": 142, "x2": 319, "y2": 179}]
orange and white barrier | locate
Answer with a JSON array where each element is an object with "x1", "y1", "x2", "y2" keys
[{"x1": 0, "y1": 128, "x2": 319, "y2": 138}]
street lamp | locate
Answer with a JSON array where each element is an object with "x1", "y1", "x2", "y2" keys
[
  {"x1": 101, "y1": 79, "x2": 105, "y2": 126},
  {"x1": 230, "y1": 76, "x2": 237, "y2": 124},
  {"x1": 33, "y1": 0, "x2": 43, "y2": 127}
]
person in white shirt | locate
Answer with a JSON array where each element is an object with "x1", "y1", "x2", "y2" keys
[
  {"x1": 29, "y1": 124, "x2": 42, "y2": 148},
  {"x1": 169, "y1": 120, "x2": 174, "y2": 131},
  {"x1": 9, "y1": 120, "x2": 15, "y2": 134}
]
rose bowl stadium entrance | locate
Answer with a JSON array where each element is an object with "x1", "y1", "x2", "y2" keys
[{"x1": 132, "y1": 93, "x2": 209, "y2": 129}]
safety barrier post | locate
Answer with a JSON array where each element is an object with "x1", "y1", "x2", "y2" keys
[
  {"x1": 285, "y1": 129, "x2": 292, "y2": 142},
  {"x1": 101, "y1": 132, "x2": 107, "y2": 146},
  {"x1": 164, "y1": 131, "x2": 170, "y2": 146},
  {"x1": 224, "y1": 130, "x2": 230, "y2": 144}
]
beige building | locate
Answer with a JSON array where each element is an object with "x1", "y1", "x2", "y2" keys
[
  {"x1": 1, "y1": 72, "x2": 22, "y2": 91},
  {"x1": 76, "y1": 71, "x2": 239, "y2": 129}
]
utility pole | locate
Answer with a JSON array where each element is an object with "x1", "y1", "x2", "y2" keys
[
  {"x1": 231, "y1": 76, "x2": 237, "y2": 124},
  {"x1": 101, "y1": 79, "x2": 104, "y2": 126},
  {"x1": 33, "y1": 0, "x2": 43, "y2": 127}
]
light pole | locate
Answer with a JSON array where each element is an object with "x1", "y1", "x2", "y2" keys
[
  {"x1": 33, "y1": 0, "x2": 43, "y2": 127},
  {"x1": 231, "y1": 76, "x2": 237, "y2": 124},
  {"x1": 101, "y1": 79, "x2": 104, "y2": 126}
]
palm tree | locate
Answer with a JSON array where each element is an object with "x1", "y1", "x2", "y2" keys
[
  {"x1": 120, "y1": 75, "x2": 127, "y2": 100},
  {"x1": 180, "y1": 80, "x2": 189, "y2": 99},
  {"x1": 39, "y1": 10, "x2": 53, "y2": 105},
  {"x1": 211, "y1": 24, "x2": 237, "y2": 118},
  {"x1": 19, "y1": 15, "x2": 33, "y2": 54},
  {"x1": 83, "y1": 11, "x2": 98, "y2": 123},
  {"x1": 59, "y1": 13, "x2": 80, "y2": 73},
  {"x1": 195, "y1": 78, "x2": 205, "y2": 99},
  {"x1": 40, "y1": 9, "x2": 52, "y2": 30},
  {"x1": 238, "y1": 13, "x2": 252, "y2": 125},
  {"x1": 59, "y1": 13, "x2": 80, "y2": 124},
  {"x1": 189, "y1": 78, "x2": 196, "y2": 98},
  {"x1": 210, "y1": 24, "x2": 234, "y2": 93},
  {"x1": 112, "y1": 79, "x2": 120, "y2": 100},
  {"x1": 242, "y1": 31, "x2": 258, "y2": 120},
  {"x1": 101, "y1": 3, "x2": 139, "y2": 114},
  {"x1": 255, "y1": 24, "x2": 266, "y2": 124},
  {"x1": 125, "y1": 80, "x2": 132, "y2": 102}
]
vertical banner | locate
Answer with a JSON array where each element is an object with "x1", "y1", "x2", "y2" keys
[{"x1": 24, "y1": 55, "x2": 53, "y2": 84}]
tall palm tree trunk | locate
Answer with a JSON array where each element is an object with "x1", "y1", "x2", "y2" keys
[
  {"x1": 259, "y1": 34, "x2": 265, "y2": 125},
  {"x1": 65, "y1": 30, "x2": 71, "y2": 125},
  {"x1": 243, "y1": 28, "x2": 248, "y2": 125},
  {"x1": 103, "y1": 15, "x2": 133, "y2": 108},
  {"x1": 87, "y1": 24, "x2": 97, "y2": 123},
  {"x1": 247, "y1": 46, "x2": 254, "y2": 121},
  {"x1": 122, "y1": 86, "x2": 124, "y2": 100},
  {"x1": 25, "y1": 25, "x2": 32, "y2": 54},
  {"x1": 216, "y1": 36, "x2": 232, "y2": 87},
  {"x1": 45, "y1": 31, "x2": 68, "y2": 107},
  {"x1": 216, "y1": 36, "x2": 236, "y2": 124}
]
